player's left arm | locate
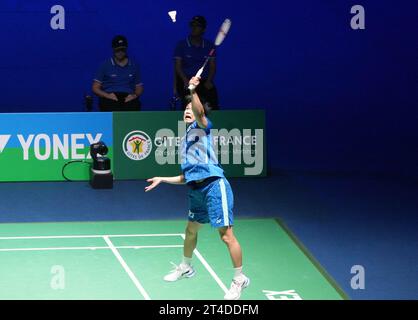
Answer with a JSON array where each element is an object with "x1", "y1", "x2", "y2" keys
[{"x1": 189, "y1": 77, "x2": 209, "y2": 129}]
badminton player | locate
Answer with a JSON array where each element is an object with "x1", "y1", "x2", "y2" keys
[{"x1": 145, "y1": 77, "x2": 250, "y2": 300}]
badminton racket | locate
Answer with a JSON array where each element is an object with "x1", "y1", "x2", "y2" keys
[{"x1": 188, "y1": 18, "x2": 232, "y2": 90}]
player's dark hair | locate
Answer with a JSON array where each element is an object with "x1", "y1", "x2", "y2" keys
[{"x1": 183, "y1": 94, "x2": 212, "y2": 115}]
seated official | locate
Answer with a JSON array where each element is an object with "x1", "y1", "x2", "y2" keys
[{"x1": 92, "y1": 35, "x2": 143, "y2": 112}]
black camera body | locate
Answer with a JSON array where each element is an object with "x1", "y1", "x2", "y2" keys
[{"x1": 89, "y1": 142, "x2": 113, "y2": 189}]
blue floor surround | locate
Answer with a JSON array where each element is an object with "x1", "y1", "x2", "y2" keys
[{"x1": 0, "y1": 172, "x2": 417, "y2": 300}]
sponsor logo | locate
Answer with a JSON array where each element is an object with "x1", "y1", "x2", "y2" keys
[
  {"x1": 0, "y1": 135, "x2": 11, "y2": 153},
  {"x1": 123, "y1": 130, "x2": 152, "y2": 161},
  {"x1": 0, "y1": 133, "x2": 103, "y2": 160}
]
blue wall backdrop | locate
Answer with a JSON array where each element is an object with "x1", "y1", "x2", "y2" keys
[{"x1": 0, "y1": 0, "x2": 417, "y2": 176}]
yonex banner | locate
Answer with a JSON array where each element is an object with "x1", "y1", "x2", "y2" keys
[
  {"x1": 0, "y1": 113, "x2": 113, "y2": 181},
  {"x1": 0, "y1": 111, "x2": 265, "y2": 182},
  {"x1": 113, "y1": 111, "x2": 266, "y2": 180}
]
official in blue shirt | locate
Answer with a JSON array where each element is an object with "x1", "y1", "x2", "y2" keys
[
  {"x1": 174, "y1": 16, "x2": 219, "y2": 110},
  {"x1": 93, "y1": 35, "x2": 144, "y2": 111}
]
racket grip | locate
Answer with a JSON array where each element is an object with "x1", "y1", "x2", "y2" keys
[
  {"x1": 195, "y1": 67, "x2": 204, "y2": 78},
  {"x1": 188, "y1": 68, "x2": 204, "y2": 90}
]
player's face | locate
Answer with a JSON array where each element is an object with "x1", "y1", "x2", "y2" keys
[{"x1": 183, "y1": 103, "x2": 195, "y2": 124}]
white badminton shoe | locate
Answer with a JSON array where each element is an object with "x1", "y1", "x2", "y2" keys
[
  {"x1": 163, "y1": 262, "x2": 196, "y2": 282},
  {"x1": 224, "y1": 275, "x2": 250, "y2": 300}
]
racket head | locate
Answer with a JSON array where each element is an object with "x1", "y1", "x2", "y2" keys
[{"x1": 214, "y1": 19, "x2": 232, "y2": 46}]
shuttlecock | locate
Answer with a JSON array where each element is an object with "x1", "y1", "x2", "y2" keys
[{"x1": 168, "y1": 10, "x2": 177, "y2": 23}]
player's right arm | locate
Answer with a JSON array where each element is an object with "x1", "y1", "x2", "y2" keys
[{"x1": 145, "y1": 175, "x2": 185, "y2": 192}]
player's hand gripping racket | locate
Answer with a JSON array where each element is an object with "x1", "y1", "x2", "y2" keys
[{"x1": 188, "y1": 18, "x2": 232, "y2": 91}]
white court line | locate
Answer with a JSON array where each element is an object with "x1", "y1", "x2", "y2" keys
[
  {"x1": 0, "y1": 245, "x2": 183, "y2": 252},
  {"x1": 180, "y1": 234, "x2": 229, "y2": 294},
  {"x1": 0, "y1": 233, "x2": 183, "y2": 240},
  {"x1": 103, "y1": 236, "x2": 151, "y2": 300},
  {"x1": 0, "y1": 232, "x2": 228, "y2": 296}
]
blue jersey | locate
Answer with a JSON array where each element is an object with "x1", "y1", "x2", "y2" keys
[{"x1": 181, "y1": 119, "x2": 224, "y2": 183}]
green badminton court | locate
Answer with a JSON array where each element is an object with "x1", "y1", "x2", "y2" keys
[{"x1": 0, "y1": 218, "x2": 347, "y2": 300}]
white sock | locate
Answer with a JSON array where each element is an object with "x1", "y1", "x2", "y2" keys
[
  {"x1": 233, "y1": 266, "x2": 244, "y2": 281},
  {"x1": 181, "y1": 256, "x2": 192, "y2": 267}
]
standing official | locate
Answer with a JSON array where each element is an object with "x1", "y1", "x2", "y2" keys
[{"x1": 174, "y1": 16, "x2": 219, "y2": 110}]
